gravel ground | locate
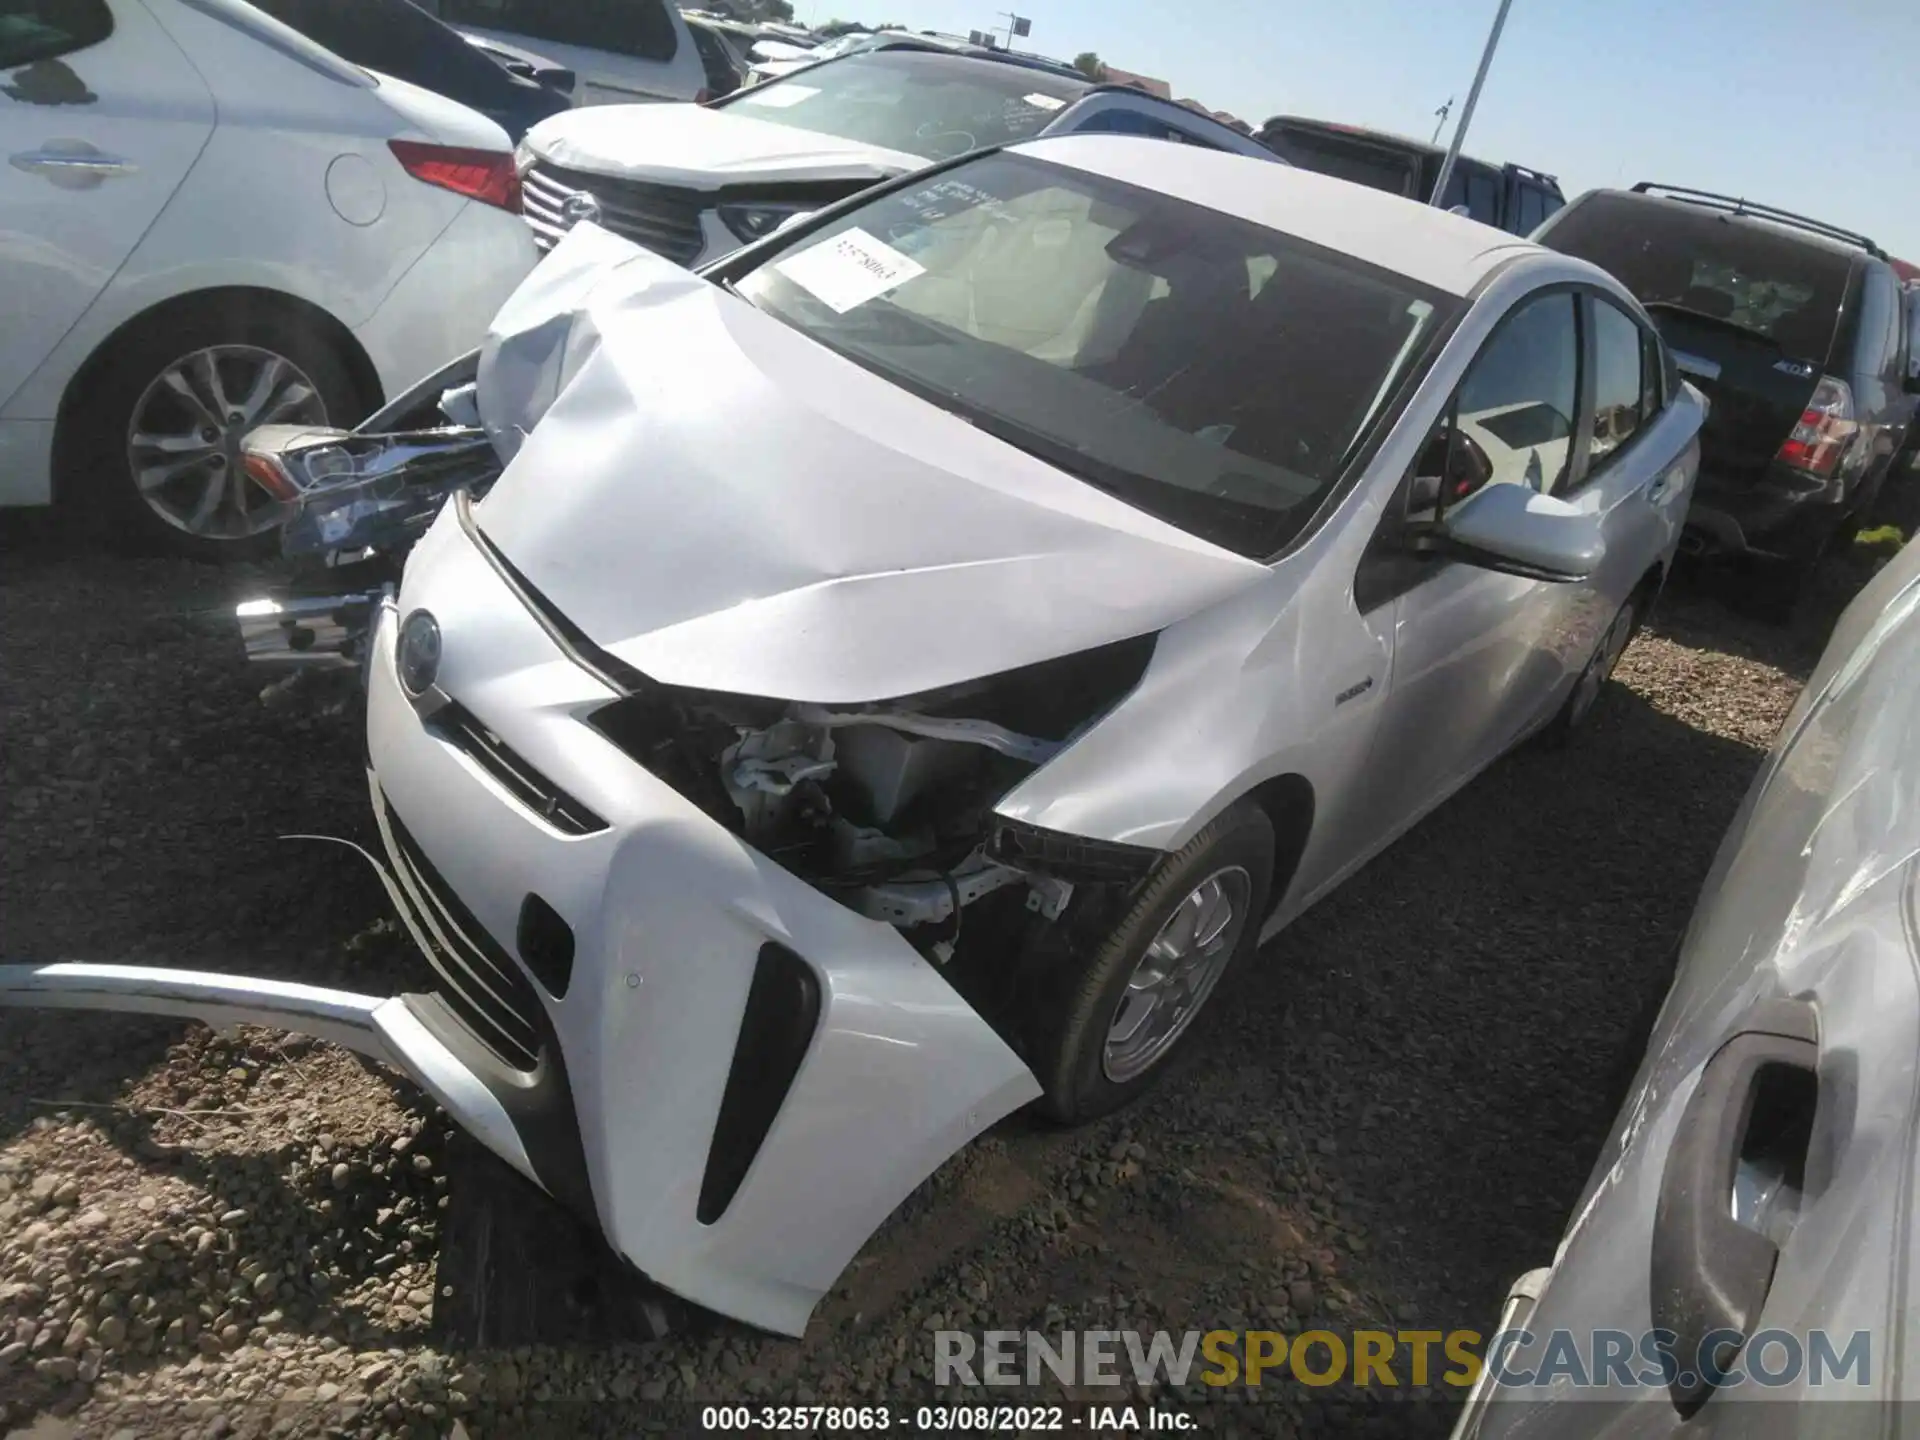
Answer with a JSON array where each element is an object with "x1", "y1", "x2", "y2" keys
[{"x1": 0, "y1": 493, "x2": 1913, "y2": 1439}]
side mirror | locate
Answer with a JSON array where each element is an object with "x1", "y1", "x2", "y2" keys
[
  {"x1": 1431, "y1": 482, "x2": 1605, "y2": 582},
  {"x1": 1903, "y1": 368, "x2": 1920, "y2": 396},
  {"x1": 1447, "y1": 204, "x2": 1471, "y2": 218}
]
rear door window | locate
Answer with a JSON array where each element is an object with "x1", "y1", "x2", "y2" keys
[
  {"x1": 0, "y1": 0, "x2": 112, "y2": 67},
  {"x1": 1515, "y1": 184, "x2": 1550, "y2": 234},
  {"x1": 1588, "y1": 297, "x2": 1647, "y2": 469},
  {"x1": 1441, "y1": 165, "x2": 1501, "y2": 226},
  {"x1": 1537, "y1": 191, "x2": 1849, "y2": 364},
  {"x1": 1854, "y1": 264, "x2": 1903, "y2": 381}
]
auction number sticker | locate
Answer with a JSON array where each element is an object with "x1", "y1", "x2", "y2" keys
[{"x1": 775, "y1": 227, "x2": 926, "y2": 313}]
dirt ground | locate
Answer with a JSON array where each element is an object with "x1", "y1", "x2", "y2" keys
[{"x1": 0, "y1": 493, "x2": 1913, "y2": 1439}]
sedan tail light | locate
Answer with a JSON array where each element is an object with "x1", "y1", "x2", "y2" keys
[
  {"x1": 1775, "y1": 375, "x2": 1859, "y2": 479},
  {"x1": 388, "y1": 140, "x2": 521, "y2": 213}
]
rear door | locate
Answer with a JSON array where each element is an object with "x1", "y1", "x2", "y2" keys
[{"x1": 0, "y1": 0, "x2": 212, "y2": 412}]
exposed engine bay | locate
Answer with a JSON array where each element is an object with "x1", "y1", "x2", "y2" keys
[{"x1": 587, "y1": 635, "x2": 1161, "y2": 972}]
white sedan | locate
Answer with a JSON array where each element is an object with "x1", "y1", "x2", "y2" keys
[
  {"x1": 2, "y1": 139, "x2": 1703, "y2": 1336},
  {"x1": 0, "y1": 0, "x2": 538, "y2": 556}
]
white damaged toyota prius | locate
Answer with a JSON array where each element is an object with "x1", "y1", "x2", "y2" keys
[{"x1": 2, "y1": 139, "x2": 1703, "y2": 1335}]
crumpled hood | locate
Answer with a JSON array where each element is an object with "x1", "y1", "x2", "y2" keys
[
  {"x1": 524, "y1": 101, "x2": 927, "y2": 190},
  {"x1": 466, "y1": 224, "x2": 1266, "y2": 704}
]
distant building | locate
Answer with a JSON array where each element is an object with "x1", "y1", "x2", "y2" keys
[{"x1": 1101, "y1": 65, "x2": 1171, "y2": 99}]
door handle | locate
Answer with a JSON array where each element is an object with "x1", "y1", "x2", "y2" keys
[
  {"x1": 1644, "y1": 469, "x2": 1682, "y2": 505},
  {"x1": 10, "y1": 147, "x2": 135, "y2": 187},
  {"x1": 1650, "y1": 997, "x2": 1818, "y2": 1417}
]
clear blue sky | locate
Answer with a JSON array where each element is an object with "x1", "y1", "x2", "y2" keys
[{"x1": 803, "y1": 0, "x2": 1919, "y2": 259}]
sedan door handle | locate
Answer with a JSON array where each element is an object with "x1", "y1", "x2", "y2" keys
[
  {"x1": 1645, "y1": 468, "x2": 1682, "y2": 505},
  {"x1": 10, "y1": 146, "x2": 135, "y2": 187}
]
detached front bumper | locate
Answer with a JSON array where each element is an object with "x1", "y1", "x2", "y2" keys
[{"x1": 7, "y1": 499, "x2": 1040, "y2": 1339}]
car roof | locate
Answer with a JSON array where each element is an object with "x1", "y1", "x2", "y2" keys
[
  {"x1": 1010, "y1": 134, "x2": 1539, "y2": 296},
  {"x1": 1589, "y1": 187, "x2": 1881, "y2": 262}
]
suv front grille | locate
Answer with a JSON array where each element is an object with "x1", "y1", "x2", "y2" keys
[
  {"x1": 430, "y1": 701, "x2": 607, "y2": 837},
  {"x1": 522, "y1": 160, "x2": 708, "y2": 264},
  {"x1": 375, "y1": 788, "x2": 544, "y2": 1072}
]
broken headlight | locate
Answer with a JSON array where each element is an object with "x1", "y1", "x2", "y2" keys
[{"x1": 242, "y1": 425, "x2": 502, "y2": 558}]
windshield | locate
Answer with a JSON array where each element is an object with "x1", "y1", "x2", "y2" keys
[
  {"x1": 717, "y1": 51, "x2": 1087, "y2": 161},
  {"x1": 1539, "y1": 192, "x2": 1851, "y2": 362},
  {"x1": 732, "y1": 154, "x2": 1456, "y2": 558}
]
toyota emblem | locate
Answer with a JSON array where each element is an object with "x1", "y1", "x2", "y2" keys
[{"x1": 561, "y1": 189, "x2": 603, "y2": 227}]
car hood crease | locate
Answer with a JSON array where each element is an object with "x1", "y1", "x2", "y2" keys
[{"x1": 469, "y1": 229, "x2": 1267, "y2": 704}]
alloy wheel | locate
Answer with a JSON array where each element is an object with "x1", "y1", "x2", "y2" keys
[
  {"x1": 1102, "y1": 865, "x2": 1253, "y2": 1083},
  {"x1": 125, "y1": 345, "x2": 329, "y2": 541}
]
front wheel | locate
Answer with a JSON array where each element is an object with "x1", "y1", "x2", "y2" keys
[{"x1": 1029, "y1": 801, "x2": 1275, "y2": 1125}]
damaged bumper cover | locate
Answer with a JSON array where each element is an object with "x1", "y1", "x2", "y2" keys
[
  {"x1": 10, "y1": 505, "x2": 1045, "y2": 1338},
  {"x1": 0, "y1": 963, "x2": 539, "y2": 1188}
]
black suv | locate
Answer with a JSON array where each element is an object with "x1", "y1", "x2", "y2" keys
[
  {"x1": 1253, "y1": 116, "x2": 1562, "y2": 235},
  {"x1": 1536, "y1": 184, "x2": 1920, "y2": 608}
]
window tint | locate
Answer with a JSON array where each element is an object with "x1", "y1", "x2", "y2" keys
[
  {"x1": 0, "y1": 0, "x2": 111, "y2": 67},
  {"x1": 736, "y1": 153, "x2": 1456, "y2": 560},
  {"x1": 1453, "y1": 292, "x2": 1580, "y2": 496},
  {"x1": 1259, "y1": 127, "x2": 1418, "y2": 197},
  {"x1": 1855, "y1": 264, "x2": 1903, "y2": 380},
  {"x1": 1072, "y1": 108, "x2": 1216, "y2": 148},
  {"x1": 687, "y1": 23, "x2": 738, "y2": 90},
  {"x1": 1589, "y1": 299, "x2": 1646, "y2": 467},
  {"x1": 1515, "y1": 184, "x2": 1550, "y2": 234},
  {"x1": 438, "y1": 0, "x2": 678, "y2": 61},
  {"x1": 1640, "y1": 325, "x2": 1664, "y2": 414},
  {"x1": 1538, "y1": 191, "x2": 1849, "y2": 363}
]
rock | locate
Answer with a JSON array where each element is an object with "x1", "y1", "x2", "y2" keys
[
  {"x1": 219, "y1": 1209, "x2": 248, "y2": 1226},
  {"x1": 1288, "y1": 1279, "x2": 1315, "y2": 1315},
  {"x1": 0, "y1": 1341, "x2": 27, "y2": 1368},
  {"x1": 1107, "y1": 1141, "x2": 1130, "y2": 1162},
  {"x1": 62, "y1": 1317, "x2": 92, "y2": 1354},
  {"x1": 97, "y1": 1315, "x2": 128, "y2": 1349},
  {"x1": 330, "y1": 1163, "x2": 351, "y2": 1190},
  {"x1": 411, "y1": 1154, "x2": 433, "y2": 1175},
  {"x1": 251, "y1": 1271, "x2": 277, "y2": 1299},
  {"x1": 52, "y1": 1179, "x2": 82, "y2": 1208},
  {"x1": 28, "y1": 1175, "x2": 58, "y2": 1206}
]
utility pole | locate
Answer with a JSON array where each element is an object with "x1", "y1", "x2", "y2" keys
[
  {"x1": 1429, "y1": 98, "x2": 1453, "y2": 145},
  {"x1": 1429, "y1": 0, "x2": 1512, "y2": 208},
  {"x1": 996, "y1": 10, "x2": 1029, "y2": 47}
]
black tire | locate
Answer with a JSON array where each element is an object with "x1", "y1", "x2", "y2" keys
[
  {"x1": 1541, "y1": 590, "x2": 1641, "y2": 746},
  {"x1": 62, "y1": 300, "x2": 368, "y2": 562},
  {"x1": 1029, "y1": 801, "x2": 1275, "y2": 1125}
]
